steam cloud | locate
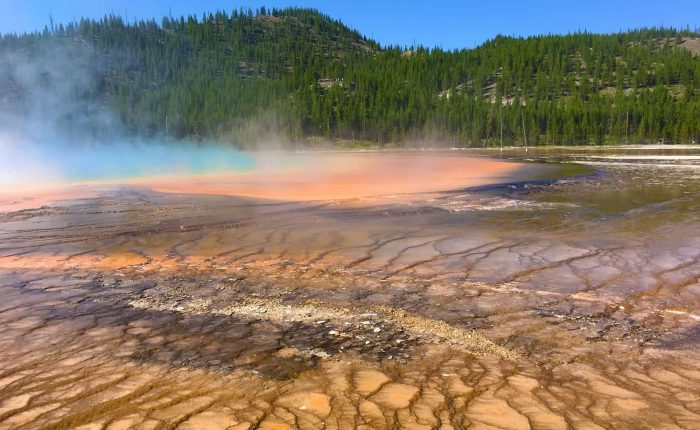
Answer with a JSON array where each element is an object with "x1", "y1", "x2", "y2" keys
[{"x1": 0, "y1": 39, "x2": 254, "y2": 188}]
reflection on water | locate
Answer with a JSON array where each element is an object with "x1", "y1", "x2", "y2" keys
[
  {"x1": 473, "y1": 146, "x2": 700, "y2": 220},
  {"x1": 0, "y1": 148, "x2": 699, "y2": 428}
]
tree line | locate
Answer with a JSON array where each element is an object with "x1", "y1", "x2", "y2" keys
[{"x1": 1, "y1": 7, "x2": 698, "y2": 146}]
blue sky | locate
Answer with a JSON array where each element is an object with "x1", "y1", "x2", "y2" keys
[{"x1": 1, "y1": 0, "x2": 698, "y2": 49}]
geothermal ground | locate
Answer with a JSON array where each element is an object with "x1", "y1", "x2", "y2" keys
[{"x1": 0, "y1": 150, "x2": 699, "y2": 429}]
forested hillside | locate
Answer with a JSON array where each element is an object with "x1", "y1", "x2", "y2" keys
[{"x1": 1, "y1": 7, "x2": 699, "y2": 146}]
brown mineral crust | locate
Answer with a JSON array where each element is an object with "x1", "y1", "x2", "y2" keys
[{"x1": 0, "y1": 151, "x2": 699, "y2": 428}]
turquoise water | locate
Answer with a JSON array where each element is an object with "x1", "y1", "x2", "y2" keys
[
  {"x1": 1, "y1": 139, "x2": 257, "y2": 185},
  {"x1": 57, "y1": 142, "x2": 256, "y2": 181}
]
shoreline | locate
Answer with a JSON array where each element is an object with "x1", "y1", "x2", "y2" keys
[{"x1": 0, "y1": 153, "x2": 550, "y2": 211}]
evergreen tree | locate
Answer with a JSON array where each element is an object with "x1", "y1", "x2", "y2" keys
[{"x1": 0, "y1": 9, "x2": 698, "y2": 147}]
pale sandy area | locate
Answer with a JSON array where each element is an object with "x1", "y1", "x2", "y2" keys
[{"x1": 0, "y1": 184, "x2": 100, "y2": 211}]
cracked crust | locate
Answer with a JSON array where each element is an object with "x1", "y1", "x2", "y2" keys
[{"x1": 0, "y1": 152, "x2": 699, "y2": 428}]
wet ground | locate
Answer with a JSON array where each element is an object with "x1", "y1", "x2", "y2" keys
[{"x1": 0, "y1": 149, "x2": 699, "y2": 429}]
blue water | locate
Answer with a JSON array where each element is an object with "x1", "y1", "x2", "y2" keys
[{"x1": 42, "y1": 143, "x2": 255, "y2": 181}]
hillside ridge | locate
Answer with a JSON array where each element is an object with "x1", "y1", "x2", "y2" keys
[{"x1": 0, "y1": 7, "x2": 699, "y2": 146}]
